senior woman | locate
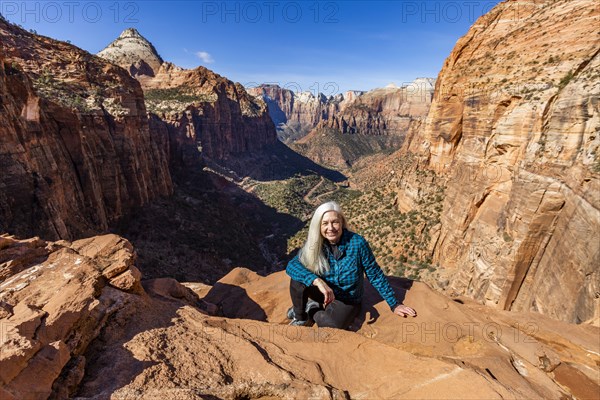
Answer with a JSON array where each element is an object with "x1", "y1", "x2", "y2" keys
[{"x1": 286, "y1": 201, "x2": 416, "y2": 329}]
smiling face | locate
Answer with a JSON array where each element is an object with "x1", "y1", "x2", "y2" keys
[{"x1": 320, "y1": 211, "x2": 343, "y2": 244}]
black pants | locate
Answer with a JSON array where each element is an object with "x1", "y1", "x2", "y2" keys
[{"x1": 289, "y1": 279, "x2": 361, "y2": 330}]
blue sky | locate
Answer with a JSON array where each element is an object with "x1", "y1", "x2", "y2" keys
[{"x1": 1, "y1": 0, "x2": 503, "y2": 94}]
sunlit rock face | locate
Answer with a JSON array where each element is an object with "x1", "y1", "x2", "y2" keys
[
  {"x1": 249, "y1": 80, "x2": 434, "y2": 141},
  {"x1": 404, "y1": 0, "x2": 600, "y2": 324}
]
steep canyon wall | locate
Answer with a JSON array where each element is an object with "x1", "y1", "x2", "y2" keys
[
  {"x1": 0, "y1": 21, "x2": 173, "y2": 240},
  {"x1": 404, "y1": 0, "x2": 600, "y2": 324}
]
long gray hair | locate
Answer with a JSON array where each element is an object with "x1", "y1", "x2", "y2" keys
[{"x1": 299, "y1": 201, "x2": 347, "y2": 276}]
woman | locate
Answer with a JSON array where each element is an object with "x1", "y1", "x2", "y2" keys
[{"x1": 286, "y1": 201, "x2": 417, "y2": 329}]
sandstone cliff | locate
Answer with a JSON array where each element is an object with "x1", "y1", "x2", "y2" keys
[
  {"x1": 249, "y1": 80, "x2": 434, "y2": 143},
  {"x1": 247, "y1": 84, "x2": 351, "y2": 142},
  {"x1": 1, "y1": 235, "x2": 598, "y2": 399},
  {"x1": 98, "y1": 29, "x2": 278, "y2": 162},
  {"x1": 0, "y1": 20, "x2": 173, "y2": 240},
  {"x1": 396, "y1": 0, "x2": 600, "y2": 325},
  {"x1": 315, "y1": 80, "x2": 434, "y2": 136},
  {"x1": 141, "y1": 63, "x2": 277, "y2": 160},
  {"x1": 293, "y1": 82, "x2": 433, "y2": 169}
]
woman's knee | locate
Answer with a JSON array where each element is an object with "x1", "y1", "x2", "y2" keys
[
  {"x1": 313, "y1": 301, "x2": 356, "y2": 329},
  {"x1": 313, "y1": 311, "x2": 342, "y2": 329}
]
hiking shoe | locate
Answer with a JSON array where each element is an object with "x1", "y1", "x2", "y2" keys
[
  {"x1": 286, "y1": 306, "x2": 295, "y2": 320},
  {"x1": 286, "y1": 299, "x2": 322, "y2": 320},
  {"x1": 289, "y1": 318, "x2": 312, "y2": 326}
]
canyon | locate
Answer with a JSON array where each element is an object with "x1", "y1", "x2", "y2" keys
[
  {"x1": 0, "y1": 0, "x2": 599, "y2": 397},
  {"x1": 249, "y1": 79, "x2": 435, "y2": 169},
  {"x1": 0, "y1": 20, "x2": 298, "y2": 283},
  {"x1": 0, "y1": 20, "x2": 172, "y2": 241}
]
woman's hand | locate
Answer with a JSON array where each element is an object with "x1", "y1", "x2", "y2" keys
[
  {"x1": 313, "y1": 278, "x2": 335, "y2": 305},
  {"x1": 393, "y1": 304, "x2": 417, "y2": 318}
]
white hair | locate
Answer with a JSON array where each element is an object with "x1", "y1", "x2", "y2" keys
[{"x1": 299, "y1": 201, "x2": 347, "y2": 276}]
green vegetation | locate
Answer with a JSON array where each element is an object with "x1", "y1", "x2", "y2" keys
[
  {"x1": 144, "y1": 86, "x2": 216, "y2": 114},
  {"x1": 292, "y1": 127, "x2": 403, "y2": 170},
  {"x1": 558, "y1": 70, "x2": 574, "y2": 89},
  {"x1": 349, "y1": 103, "x2": 373, "y2": 113},
  {"x1": 592, "y1": 148, "x2": 600, "y2": 174},
  {"x1": 3, "y1": 61, "x2": 21, "y2": 76},
  {"x1": 537, "y1": 135, "x2": 547, "y2": 154},
  {"x1": 32, "y1": 69, "x2": 94, "y2": 112},
  {"x1": 253, "y1": 174, "x2": 323, "y2": 220},
  {"x1": 144, "y1": 87, "x2": 201, "y2": 103}
]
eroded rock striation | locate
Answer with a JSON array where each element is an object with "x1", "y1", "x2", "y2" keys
[
  {"x1": 0, "y1": 234, "x2": 150, "y2": 399},
  {"x1": 248, "y1": 81, "x2": 434, "y2": 169},
  {"x1": 398, "y1": 0, "x2": 600, "y2": 324},
  {"x1": 141, "y1": 64, "x2": 277, "y2": 160},
  {"x1": 247, "y1": 84, "x2": 352, "y2": 142},
  {"x1": 0, "y1": 20, "x2": 173, "y2": 240},
  {"x1": 315, "y1": 80, "x2": 435, "y2": 136}
]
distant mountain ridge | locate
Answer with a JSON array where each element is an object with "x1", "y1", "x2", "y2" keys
[
  {"x1": 248, "y1": 79, "x2": 435, "y2": 142},
  {"x1": 247, "y1": 79, "x2": 435, "y2": 169}
]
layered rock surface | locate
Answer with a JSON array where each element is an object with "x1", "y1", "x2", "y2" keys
[
  {"x1": 0, "y1": 20, "x2": 173, "y2": 240},
  {"x1": 1, "y1": 236, "x2": 598, "y2": 399},
  {"x1": 0, "y1": 234, "x2": 148, "y2": 399},
  {"x1": 248, "y1": 81, "x2": 434, "y2": 169},
  {"x1": 249, "y1": 80, "x2": 434, "y2": 143},
  {"x1": 314, "y1": 80, "x2": 435, "y2": 136},
  {"x1": 395, "y1": 0, "x2": 600, "y2": 324},
  {"x1": 247, "y1": 84, "x2": 351, "y2": 142},
  {"x1": 140, "y1": 63, "x2": 277, "y2": 160}
]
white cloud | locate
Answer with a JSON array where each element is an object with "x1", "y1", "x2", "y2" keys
[{"x1": 195, "y1": 51, "x2": 214, "y2": 64}]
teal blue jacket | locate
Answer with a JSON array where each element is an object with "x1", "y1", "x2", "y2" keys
[{"x1": 286, "y1": 229, "x2": 399, "y2": 310}]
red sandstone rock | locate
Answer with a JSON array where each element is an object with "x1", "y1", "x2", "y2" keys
[
  {"x1": 0, "y1": 234, "x2": 145, "y2": 399},
  {"x1": 109, "y1": 265, "x2": 143, "y2": 294},
  {"x1": 249, "y1": 81, "x2": 434, "y2": 168},
  {"x1": 1, "y1": 232, "x2": 598, "y2": 398},
  {"x1": 389, "y1": 0, "x2": 600, "y2": 325},
  {"x1": 0, "y1": 21, "x2": 173, "y2": 240},
  {"x1": 80, "y1": 267, "x2": 599, "y2": 399}
]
